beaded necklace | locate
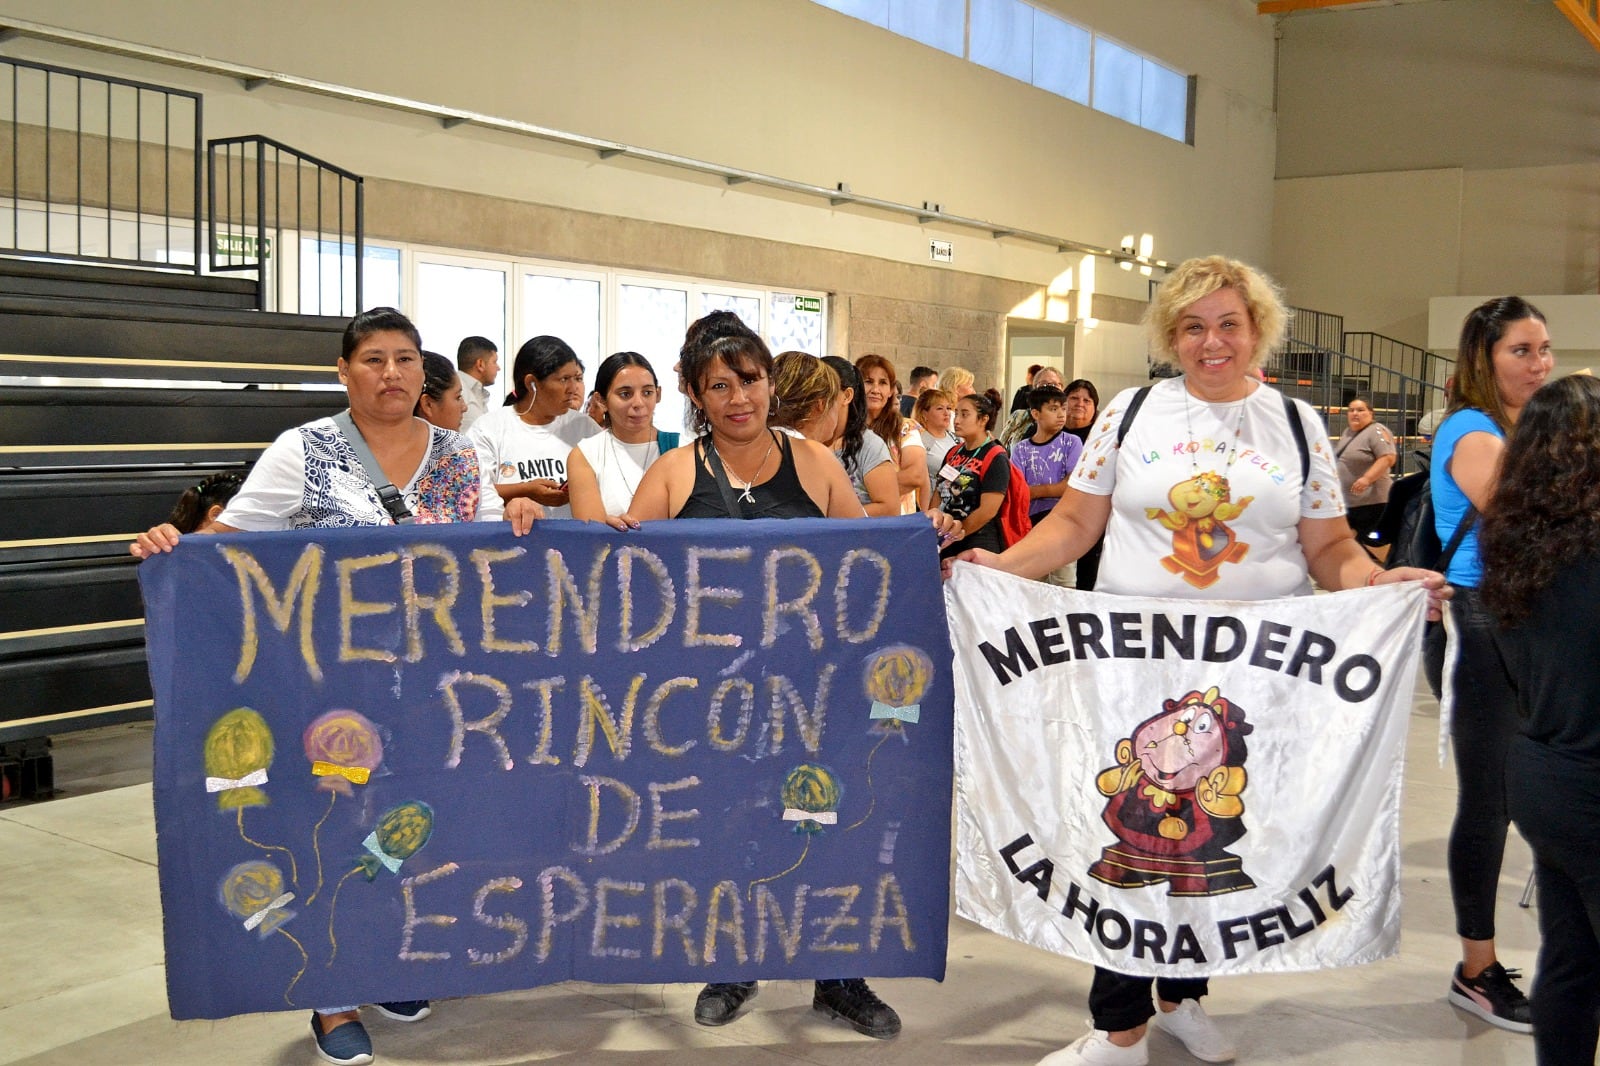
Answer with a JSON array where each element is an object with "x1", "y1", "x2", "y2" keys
[{"x1": 1182, "y1": 386, "x2": 1250, "y2": 476}]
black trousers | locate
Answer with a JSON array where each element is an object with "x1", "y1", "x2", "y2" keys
[
  {"x1": 1507, "y1": 736, "x2": 1600, "y2": 1066},
  {"x1": 1075, "y1": 538, "x2": 1104, "y2": 591},
  {"x1": 1088, "y1": 968, "x2": 1207, "y2": 1032},
  {"x1": 1425, "y1": 586, "x2": 1521, "y2": 942}
]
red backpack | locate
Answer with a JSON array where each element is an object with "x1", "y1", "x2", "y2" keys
[{"x1": 973, "y1": 440, "x2": 1033, "y2": 547}]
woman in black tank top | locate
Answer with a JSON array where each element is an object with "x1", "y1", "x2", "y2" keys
[
  {"x1": 619, "y1": 312, "x2": 910, "y2": 1039},
  {"x1": 675, "y1": 430, "x2": 825, "y2": 519},
  {"x1": 624, "y1": 314, "x2": 863, "y2": 524}
]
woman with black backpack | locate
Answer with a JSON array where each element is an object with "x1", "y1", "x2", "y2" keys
[
  {"x1": 948, "y1": 256, "x2": 1452, "y2": 1066},
  {"x1": 1429, "y1": 296, "x2": 1554, "y2": 1035}
]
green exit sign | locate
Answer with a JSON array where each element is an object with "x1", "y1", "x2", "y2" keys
[
  {"x1": 793, "y1": 296, "x2": 822, "y2": 313},
  {"x1": 214, "y1": 233, "x2": 272, "y2": 258}
]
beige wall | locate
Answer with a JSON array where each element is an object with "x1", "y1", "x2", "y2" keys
[
  {"x1": 1272, "y1": 161, "x2": 1600, "y2": 350},
  {"x1": 0, "y1": 0, "x2": 1277, "y2": 392},
  {"x1": 1274, "y1": 0, "x2": 1599, "y2": 179},
  {"x1": 0, "y1": 0, "x2": 1276, "y2": 282},
  {"x1": 1269, "y1": 0, "x2": 1600, "y2": 349},
  {"x1": 1271, "y1": 169, "x2": 1463, "y2": 347}
]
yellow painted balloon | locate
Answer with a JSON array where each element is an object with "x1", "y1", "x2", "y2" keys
[
  {"x1": 204, "y1": 707, "x2": 274, "y2": 810},
  {"x1": 865, "y1": 644, "x2": 933, "y2": 708},
  {"x1": 781, "y1": 763, "x2": 841, "y2": 834},
  {"x1": 218, "y1": 859, "x2": 294, "y2": 935}
]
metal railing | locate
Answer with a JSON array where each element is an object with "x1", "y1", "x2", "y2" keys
[
  {"x1": 0, "y1": 57, "x2": 202, "y2": 271},
  {"x1": 1286, "y1": 304, "x2": 1344, "y2": 355},
  {"x1": 208, "y1": 135, "x2": 363, "y2": 316},
  {"x1": 1265, "y1": 342, "x2": 1442, "y2": 476},
  {"x1": 1344, "y1": 331, "x2": 1451, "y2": 388}
]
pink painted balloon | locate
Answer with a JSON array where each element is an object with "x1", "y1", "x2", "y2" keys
[{"x1": 302, "y1": 709, "x2": 383, "y2": 796}]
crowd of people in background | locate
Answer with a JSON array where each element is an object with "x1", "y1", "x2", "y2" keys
[{"x1": 128, "y1": 258, "x2": 1596, "y2": 1066}]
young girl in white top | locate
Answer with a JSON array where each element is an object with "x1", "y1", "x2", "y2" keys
[{"x1": 568, "y1": 351, "x2": 671, "y2": 526}]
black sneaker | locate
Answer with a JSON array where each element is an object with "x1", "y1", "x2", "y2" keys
[
  {"x1": 694, "y1": 981, "x2": 758, "y2": 1026},
  {"x1": 1447, "y1": 962, "x2": 1532, "y2": 1033},
  {"x1": 812, "y1": 978, "x2": 902, "y2": 1039}
]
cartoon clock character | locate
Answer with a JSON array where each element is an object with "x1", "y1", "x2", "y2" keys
[
  {"x1": 1146, "y1": 472, "x2": 1253, "y2": 589},
  {"x1": 1088, "y1": 686, "x2": 1256, "y2": 897}
]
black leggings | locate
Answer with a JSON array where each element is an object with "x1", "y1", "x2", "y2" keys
[
  {"x1": 1508, "y1": 736, "x2": 1600, "y2": 1066},
  {"x1": 1425, "y1": 586, "x2": 1521, "y2": 942},
  {"x1": 1088, "y1": 968, "x2": 1207, "y2": 1032}
]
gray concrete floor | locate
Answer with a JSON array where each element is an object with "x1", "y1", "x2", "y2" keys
[{"x1": 0, "y1": 678, "x2": 1538, "y2": 1065}]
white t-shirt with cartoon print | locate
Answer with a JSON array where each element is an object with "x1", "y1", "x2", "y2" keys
[{"x1": 1068, "y1": 378, "x2": 1345, "y2": 600}]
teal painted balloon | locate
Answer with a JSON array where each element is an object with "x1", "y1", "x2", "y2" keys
[{"x1": 357, "y1": 800, "x2": 434, "y2": 880}]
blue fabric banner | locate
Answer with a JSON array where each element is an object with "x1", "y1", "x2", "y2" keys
[{"x1": 141, "y1": 517, "x2": 954, "y2": 1020}]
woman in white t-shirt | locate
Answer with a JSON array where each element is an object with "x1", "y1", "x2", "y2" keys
[
  {"x1": 948, "y1": 257, "x2": 1452, "y2": 1066},
  {"x1": 469, "y1": 335, "x2": 601, "y2": 519},
  {"x1": 568, "y1": 352, "x2": 669, "y2": 527},
  {"x1": 129, "y1": 307, "x2": 538, "y2": 1066}
]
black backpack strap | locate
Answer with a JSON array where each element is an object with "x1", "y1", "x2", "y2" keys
[
  {"x1": 332, "y1": 409, "x2": 415, "y2": 524},
  {"x1": 1435, "y1": 503, "x2": 1478, "y2": 572},
  {"x1": 1281, "y1": 394, "x2": 1311, "y2": 485},
  {"x1": 1115, "y1": 386, "x2": 1153, "y2": 447}
]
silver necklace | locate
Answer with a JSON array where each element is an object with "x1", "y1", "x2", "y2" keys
[
  {"x1": 1181, "y1": 386, "x2": 1250, "y2": 476},
  {"x1": 727, "y1": 433, "x2": 776, "y2": 504},
  {"x1": 604, "y1": 432, "x2": 658, "y2": 499}
]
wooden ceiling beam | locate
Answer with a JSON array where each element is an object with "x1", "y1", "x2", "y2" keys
[{"x1": 1554, "y1": 0, "x2": 1600, "y2": 53}]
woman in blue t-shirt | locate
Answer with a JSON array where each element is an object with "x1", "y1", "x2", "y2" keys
[{"x1": 1429, "y1": 296, "x2": 1553, "y2": 1034}]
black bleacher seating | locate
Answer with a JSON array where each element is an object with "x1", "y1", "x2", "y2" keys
[{"x1": 0, "y1": 259, "x2": 348, "y2": 743}]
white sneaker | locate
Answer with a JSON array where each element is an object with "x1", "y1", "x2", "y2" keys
[
  {"x1": 1150, "y1": 998, "x2": 1236, "y2": 1063},
  {"x1": 1037, "y1": 1023, "x2": 1149, "y2": 1066}
]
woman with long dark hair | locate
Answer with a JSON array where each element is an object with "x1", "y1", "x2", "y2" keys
[
  {"x1": 1481, "y1": 374, "x2": 1600, "y2": 1065},
  {"x1": 414, "y1": 350, "x2": 467, "y2": 431},
  {"x1": 821, "y1": 355, "x2": 899, "y2": 516},
  {"x1": 567, "y1": 351, "x2": 668, "y2": 526},
  {"x1": 1429, "y1": 296, "x2": 1552, "y2": 1033},
  {"x1": 936, "y1": 390, "x2": 1010, "y2": 560},
  {"x1": 857, "y1": 352, "x2": 930, "y2": 512},
  {"x1": 1062, "y1": 379, "x2": 1105, "y2": 589},
  {"x1": 468, "y1": 334, "x2": 600, "y2": 518},
  {"x1": 623, "y1": 312, "x2": 900, "y2": 1039}
]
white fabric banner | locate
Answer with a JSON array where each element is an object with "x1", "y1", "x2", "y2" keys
[{"x1": 946, "y1": 565, "x2": 1427, "y2": 978}]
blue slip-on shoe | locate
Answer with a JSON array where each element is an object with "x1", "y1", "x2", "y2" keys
[
  {"x1": 310, "y1": 1013, "x2": 374, "y2": 1066},
  {"x1": 372, "y1": 1000, "x2": 431, "y2": 1023}
]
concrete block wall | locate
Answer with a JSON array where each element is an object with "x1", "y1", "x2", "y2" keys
[{"x1": 837, "y1": 294, "x2": 1004, "y2": 390}]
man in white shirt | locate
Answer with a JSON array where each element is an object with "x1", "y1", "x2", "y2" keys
[{"x1": 457, "y1": 336, "x2": 500, "y2": 432}]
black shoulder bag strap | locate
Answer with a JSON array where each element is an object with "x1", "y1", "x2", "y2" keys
[
  {"x1": 699, "y1": 436, "x2": 748, "y2": 518},
  {"x1": 1115, "y1": 386, "x2": 1153, "y2": 447},
  {"x1": 1435, "y1": 503, "x2": 1479, "y2": 572},
  {"x1": 332, "y1": 409, "x2": 415, "y2": 525},
  {"x1": 1281, "y1": 394, "x2": 1311, "y2": 485},
  {"x1": 1118, "y1": 386, "x2": 1312, "y2": 486}
]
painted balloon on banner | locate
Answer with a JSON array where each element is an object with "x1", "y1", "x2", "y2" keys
[
  {"x1": 204, "y1": 707, "x2": 274, "y2": 810},
  {"x1": 303, "y1": 709, "x2": 384, "y2": 796}
]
